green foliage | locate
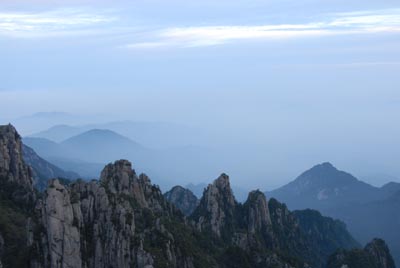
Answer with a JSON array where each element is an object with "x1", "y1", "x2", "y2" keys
[
  {"x1": 0, "y1": 197, "x2": 31, "y2": 267},
  {"x1": 217, "y1": 247, "x2": 252, "y2": 268}
]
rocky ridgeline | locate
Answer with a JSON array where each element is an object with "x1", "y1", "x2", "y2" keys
[
  {"x1": 0, "y1": 124, "x2": 397, "y2": 268},
  {"x1": 31, "y1": 159, "x2": 196, "y2": 268},
  {"x1": 190, "y1": 174, "x2": 321, "y2": 267}
]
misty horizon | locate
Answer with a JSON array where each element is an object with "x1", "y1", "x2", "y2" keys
[
  {"x1": 1, "y1": 0, "x2": 400, "y2": 191},
  {"x1": 2, "y1": 110, "x2": 398, "y2": 193}
]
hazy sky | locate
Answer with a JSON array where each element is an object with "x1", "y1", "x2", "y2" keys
[{"x1": 1, "y1": 0, "x2": 400, "y2": 188}]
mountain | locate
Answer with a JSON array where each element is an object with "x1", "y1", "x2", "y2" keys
[
  {"x1": 189, "y1": 174, "x2": 361, "y2": 268},
  {"x1": 332, "y1": 189, "x2": 400, "y2": 267},
  {"x1": 328, "y1": 238, "x2": 396, "y2": 268},
  {"x1": 23, "y1": 130, "x2": 151, "y2": 180},
  {"x1": 11, "y1": 112, "x2": 113, "y2": 135},
  {"x1": 29, "y1": 120, "x2": 204, "y2": 148},
  {"x1": 293, "y1": 209, "x2": 360, "y2": 258},
  {"x1": 60, "y1": 129, "x2": 147, "y2": 163},
  {"x1": 186, "y1": 182, "x2": 249, "y2": 202},
  {"x1": 268, "y1": 162, "x2": 382, "y2": 211},
  {"x1": 3, "y1": 124, "x2": 393, "y2": 268},
  {"x1": 22, "y1": 144, "x2": 80, "y2": 191},
  {"x1": 29, "y1": 124, "x2": 83, "y2": 142},
  {"x1": 268, "y1": 162, "x2": 400, "y2": 266},
  {"x1": 22, "y1": 136, "x2": 65, "y2": 158},
  {"x1": 380, "y1": 182, "x2": 400, "y2": 197},
  {"x1": 164, "y1": 186, "x2": 199, "y2": 216}
]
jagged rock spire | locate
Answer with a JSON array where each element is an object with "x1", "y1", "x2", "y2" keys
[
  {"x1": 365, "y1": 239, "x2": 396, "y2": 268},
  {"x1": 100, "y1": 159, "x2": 136, "y2": 194},
  {"x1": 244, "y1": 190, "x2": 272, "y2": 233},
  {"x1": 191, "y1": 173, "x2": 237, "y2": 237}
]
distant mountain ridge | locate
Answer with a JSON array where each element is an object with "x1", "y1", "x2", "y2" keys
[
  {"x1": 30, "y1": 124, "x2": 83, "y2": 142},
  {"x1": 22, "y1": 144, "x2": 79, "y2": 191},
  {"x1": 29, "y1": 120, "x2": 203, "y2": 148},
  {"x1": 268, "y1": 162, "x2": 400, "y2": 266},
  {"x1": 268, "y1": 162, "x2": 384, "y2": 210},
  {"x1": 164, "y1": 186, "x2": 199, "y2": 216},
  {"x1": 23, "y1": 129, "x2": 150, "y2": 180}
]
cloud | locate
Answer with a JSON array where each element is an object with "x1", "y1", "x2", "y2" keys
[
  {"x1": 1, "y1": 7, "x2": 399, "y2": 47},
  {"x1": 125, "y1": 9, "x2": 400, "y2": 49},
  {"x1": 0, "y1": 8, "x2": 116, "y2": 38}
]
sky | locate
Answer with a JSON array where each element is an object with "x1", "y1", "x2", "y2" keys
[{"x1": 1, "y1": 0, "x2": 400, "y2": 189}]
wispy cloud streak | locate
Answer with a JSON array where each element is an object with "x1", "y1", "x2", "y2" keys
[
  {"x1": 125, "y1": 9, "x2": 400, "y2": 49},
  {"x1": 0, "y1": 8, "x2": 116, "y2": 37},
  {"x1": 1, "y1": 7, "x2": 399, "y2": 47}
]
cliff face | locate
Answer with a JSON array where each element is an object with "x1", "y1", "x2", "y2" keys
[
  {"x1": 0, "y1": 124, "x2": 34, "y2": 204},
  {"x1": 0, "y1": 125, "x2": 35, "y2": 267},
  {"x1": 191, "y1": 175, "x2": 309, "y2": 267},
  {"x1": 328, "y1": 238, "x2": 396, "y2": 268},
  {"x1": 191, "y1": 174, "x2": 238, "y2": 237},
  {"x1": 31, "y1": 160, "x2": 201, "y2": 268},
  {"x1": 294, "y1": 209, "x2": 360, "y2": 256},
  {"x1": 164, "y1": 186, "x2": 199, "y2": 216}
]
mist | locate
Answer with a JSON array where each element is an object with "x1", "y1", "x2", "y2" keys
[{"x1": 1, "y1": 0, "x2": 400, "y2": 191}]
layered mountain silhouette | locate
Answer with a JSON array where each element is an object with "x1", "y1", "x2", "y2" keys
[
  {"x1": 22, "y1": 144, "x2": 79, "y2": 191},
  {"x1": 23, "y1": 129, "x2": 151, "y2": 179},
  {"x1": 268, "y1": 162, "x2": 400, "y2": 266},
  {"x1": 29, "y1": 120, "x2": 203, "y2": 148},
  {"x1": 24, "y1": 127, "x2": 255, "y2": 194},
  {"x1": 1, "y1": 124, "x2": 395, "y2": 268}
]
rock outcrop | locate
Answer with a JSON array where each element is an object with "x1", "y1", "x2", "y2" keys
[
  {"x1": 191, "y1": 173, "x2": 237, "y2": 237},
  {"x1": 328, "y1": 238, "x2": 396, "y2": 268},
  {"x1": 191, "y1": 174, "x2": 311, "y2": 267},
  {"x1": 243, "y1": 190, "x2": 272, "y2": 233},
  {"x1": 164, "y1": 186, "x2": 199, "y2": 216},
  {"x1": 31, "y1": 159, "x2": 204, "y2": 268},
  {"x1": 0, "y1": 124, "x2": 34, "y2": 203},
  {"x1": 0, "y1": 124, "x2": 35, "y2": 267}
]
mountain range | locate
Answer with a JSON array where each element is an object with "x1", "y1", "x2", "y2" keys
[
  {"x1": 24, "y1": 127, "x2": 252, "y2": 195},
  {"x1": 268, "y1": 162, "x2": 400, "y2": 266},
  {"x1": 23, "y1": 129, "x2": 151, "y2": 179},
  {"x1": 28, "y1": 120, "x2": 204, "y2": 148},
  {"x1": 0, "y1": 123, "x2": 396, "y2": 268}
]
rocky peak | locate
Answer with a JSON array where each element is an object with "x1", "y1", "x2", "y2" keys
[
  {"x1": 243, "y1": 190, "x2": 272, "y2": 233},
  {"x1": 36, "y1": 179, "x2": 82, "y2": 268},
  {"x1": 99, "y1": 160, "x2": 168, "y2": 211},
  {"x1": 100, "y1": 160, "x2": 136, "y2": 194},
  {"x1": 191, "y1": 173, "x2": 237, "y2": 237},
  {"x1": 208, "y1": 173, "x2": 236, "y2": 208},
  {"x1": 364, "y1": 239, "x2": 396, "y2": 268},
  {"x1": 0, "y1": 124, "x2": 34, "y2": 205},
  {"x1": 164, "y1": 186, "x2": 199, "y2": 216}
]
